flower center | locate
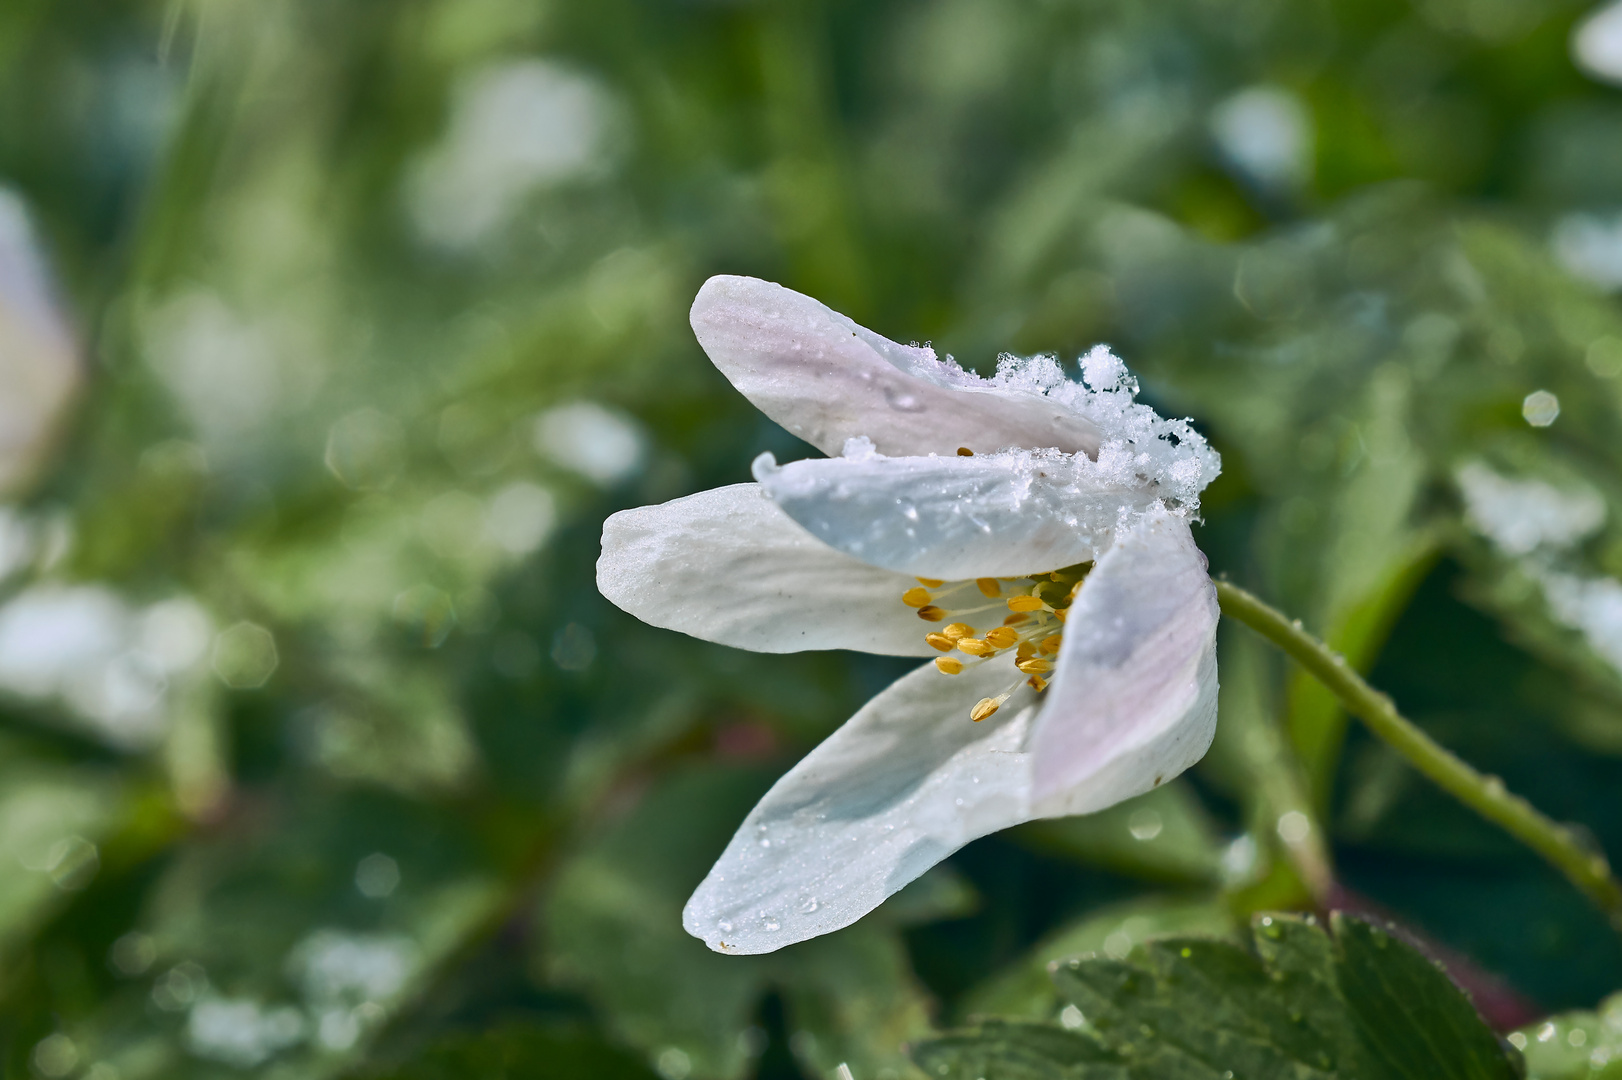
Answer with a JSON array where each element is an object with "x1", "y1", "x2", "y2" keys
[{"x1": 900, "y1": 563, "x2": 1092, "y2": 723}]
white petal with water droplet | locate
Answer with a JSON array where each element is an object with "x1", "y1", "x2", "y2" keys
[
  {"x1": 690, "y1": 276, "x2": 1101, "y2": 459},
  {"x1": 597, "y1": 483, "x2": 935, "y2": 656},
  {"x1": 752, "y1": 448, "x2": 1160, "y2": 580},
  {"x1": 683, "y1": 653, "x2": 1036, "y2": 954},
  {"x1": 1029, "y1": 509, "x2": 1219, "y2": 815}
]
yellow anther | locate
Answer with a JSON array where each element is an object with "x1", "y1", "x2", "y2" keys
[
  {"x1": 916, "y1": 577, "x2": 945, "y2": 588},
  {"x1": 925, "y1": 633, "x2": 956, "y2": 652},
  {"x1": 902, "y1": 587, "x2": 933, "y2": 608},
  {"x1": 935, "y1": 657, "x2": 964, "y2": 674},
  {"x1": 1054, "y1": 607, "x2": 1068, "y2": 622},
  {"x1": 985, "y1": 626, "x2": 1019, "y2": 649},
  {"x1": 917, "y1": 605, "x2": 947, "y2": 622},
  {"x1": 1039, "y1": 634, "x2": 1063, "y2": 655},
  {"x1": 1015, "y1": 641, "x2": 1037, "y2": 660},
  {"x1": 957, "y1": 447, "x2": 974, "y2": 456},
  {"x1": 975, "y1": 578, "x2": 1001, "y2": 598},
  {"x1": 1007, "y1": 595, "x2": 1046, "y2": 613},
  {"x1": 970, "y1": 697, "x2": 1000, "y2": 722},
  {"x1": 1017, "y1": 658, "x2": 1053, "y2": 675},
  {"x1": 956, "y1": 638, "x2": 995, "y2": 657},
  {"x1": 1003, "y1": 612, "x2": 1030, "y2": 626},
  {"x1": 942, "y1": 622, "x2": 974, "y2": 640},
  {"x1": 1027, "y1": 675, "x2": 1048, "y2": 692}
]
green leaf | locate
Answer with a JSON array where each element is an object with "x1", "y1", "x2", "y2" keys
[
  {"x1": 1509, "y1": 991, "x2": 1622, "y2": 1078},
  {"x1": 355, "y1": 1022, "x2": 658, "y2": 1080},
  {"x1": 920, "y1": 913, "x2": 1521, "y2": 1080},
  {"x1": 911, "y1": 1019, "x2": 1129, "y2": 1080}
]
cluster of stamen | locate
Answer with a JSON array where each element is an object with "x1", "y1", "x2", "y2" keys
[{"x1": 900, "y1": 564, "x2": 1092, "y2": 723}]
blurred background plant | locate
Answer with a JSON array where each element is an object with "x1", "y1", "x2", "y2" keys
[{"x1": 6, "y1": 0, "x2": 1622, "y2": 1077}]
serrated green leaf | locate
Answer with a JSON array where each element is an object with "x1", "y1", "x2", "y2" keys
[
  {"x1": 911, "y1": 1019, "x2": 1128, "y2": 1080},
  {"x1": 932, "y1": 913, "x2": 1520, "y2": 1080},
  {"x1": 1510, "y1": 990, "x2": 1622, "y2": 1079},
  {"x1": 1330, "y1": 914, "x2": 1518, "y2": 1080}
]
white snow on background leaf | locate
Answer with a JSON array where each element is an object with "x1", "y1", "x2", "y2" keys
[
  {"x1": 1209, "y1": 84, "x2": 1313, "y2": 189},
  {"x1": 0, "y1": 586, "x2": 212, "y2": 748},
  {"x1": 1539, "y1": 571, "x2": 1622, "y2": 675},
  {"x1": 1457, "y1": 461, "x2": 1605, "y2": 556},
  {"x1": 186, "y1": 997, "x2": 305, "y2": 1068},
  {"x1": 1574, "y1": 0, "x2": 1622, "y2": 86},
  {"x1": 1552, "y1": 211, "x2": 1622, "y2": 292},
  {"x1": 407, "y1": 59, "x2": 617, "y2": 250},
  {"x1": 533, "y1": 400, "x2": 646, "y2": 486}
]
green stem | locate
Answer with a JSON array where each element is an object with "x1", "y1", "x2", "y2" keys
[{"x1": 1214, "y1": 578, "x2": 1622, "y2": 929}]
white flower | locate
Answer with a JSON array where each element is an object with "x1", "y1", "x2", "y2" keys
[{"x1": 597, "y1": 276, "x2": 1221, "y2": 954}]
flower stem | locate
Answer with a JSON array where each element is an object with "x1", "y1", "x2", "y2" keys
[{"x1": 1214, "y1": 578, "x2": 1622, "y2": 928}]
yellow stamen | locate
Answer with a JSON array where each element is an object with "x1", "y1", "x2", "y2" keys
[
  {"x1": 916, "y1": 577, "x2": 945, "y2": 588},
  {"x1": 1003, "y1": 612, "x2": 1030, "y2": 626},
  {"x1": 1039, "y1": 634, "x2": 1063, "y2": 655},
  {"x1": 917, "y1": 605, "x2": 947, "y2": 622},
  {"x1": 956, "y1": 638, "x2": 995, "y2": 657},
  {"x1": 925, "y1": 633, "x2": 956, "y2": 652},
  {"x1": 1007, "y1": 596, "x2": 1046, "y2": 613},
  {"x1": 970, "y1": 697, "x2": 1000, "y2": 722},
  {"x1": 935, "y1": 657, "x2": 964, "y2": 674},
  {"x1": 975, "y1": 578, "x2": 1001, "y2": 598},
  {"x1": 1017, "y1": 658, "x2": 1053, "y2": 675},
  {"x1": 957, "y1": 447, "x2": 974, "y2": 456},
  {"x1": 942, "y1": 622, "x2": 974, "y2": 640},
  {"x1": 902, "y1": 587, "x2": 933, "y2": 608},
  {"x1": 985, "y1": 626, "x2": 1019, "y2": 649},
  {"x1": 1016, "y1": 641, "x2": 1036, "y2": 660},
  {"x1": 1027, "y1": 675, "x2": 1048, "y2": 692},
  {"x1": 1054, "y1": 607, "x2": 1068, "y2": 622}
]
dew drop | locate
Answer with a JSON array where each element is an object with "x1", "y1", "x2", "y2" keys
[
  {"x1": 763, "y1": 916, "x2": 781, "y2": 932},
  {"x1": 800, "y1": 897, "x2": 819, "y2": 914},
  {"x1": 760, "y1": 838, "x2": 771, "y2": 848},
  {"x1": 718, "y1": 920, "x2": 733, "y2": 933}
]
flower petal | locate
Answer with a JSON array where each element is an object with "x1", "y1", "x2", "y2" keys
[
  {"x1": 690, "y1": 275, "x2": 1100, "y2": 458},
  {"x1": 752, "y1": 447, "x2": 1160, "y2": 580},
  {"x1": 1028, "y1": 509, "x2": 1219, "y2": 816},
  {"x1": 598, "y1": 483, "x2": 936, "y2": 656},
  {"x1": 683, "y1": 653, "x2": 1038, "y2": 954}
]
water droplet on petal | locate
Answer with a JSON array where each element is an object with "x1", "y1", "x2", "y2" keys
[
  {"x1": 763, "y1": 916, "x2": 781, "y2": 932},
  {"x1": 799, "y1": 897, "x2": 819, "y2": 914}
]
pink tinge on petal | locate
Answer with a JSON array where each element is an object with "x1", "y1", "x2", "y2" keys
[
  {"x1": 1028, "y1": 509, "x2": 1220, "y2": 816},
  {"x1": 690, "y1": 275, "x2": 1101, "y2": 459}
]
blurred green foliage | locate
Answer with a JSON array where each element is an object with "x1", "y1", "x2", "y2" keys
[{"x1": 4, "y1": 0, "x2": 1622, "y2": 1077}]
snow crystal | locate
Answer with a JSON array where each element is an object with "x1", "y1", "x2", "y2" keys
[
  {"x1": 856, "y1": 338, "x2": 1219, "y2": 511},
  {"x1": 1456, "y1": 461, "x2": 1604, "y2": 557}
]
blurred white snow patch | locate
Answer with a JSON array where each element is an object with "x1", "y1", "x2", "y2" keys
[
  {"x1": 1209, "y1": 85, "x2": 1313, "y2": 189},
  {"x1": 1541, "y1": 571, "x2": 1622, "y2": 675},
  {"x1": 1551, "y1": 211, "x2": 1622, "y2": 291},
  {"x1": 1574, "y1": 0, "x2": 1622, "y2": 85},
  {"x1": 407, "y1": 59, "x2": 616, "y2": 249},
  {"x1": 289, "y1": 929, "x2": 419, "y2": 1008},
  {"x1": 0, "y1": 187, "x2": 81, "y2": 494},
  {"x1": 485, "y1": 480, "x2": 557, "y2": 555},
  {"x1": 533, "y1": 401, "x2": 646, "y2": 486},
  {"x1": 0, "y1": 586, "x2": 213, "y2": 748},
  {"x1": 144, "y1": 290, "x2": 282, "y2": 443},
  {"x1": 186, "y1": 997, "x2": 304, "y2": 1068},
  {"x1": 1457, "y1": 462, "x2": 1605, "y2": 557}
]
